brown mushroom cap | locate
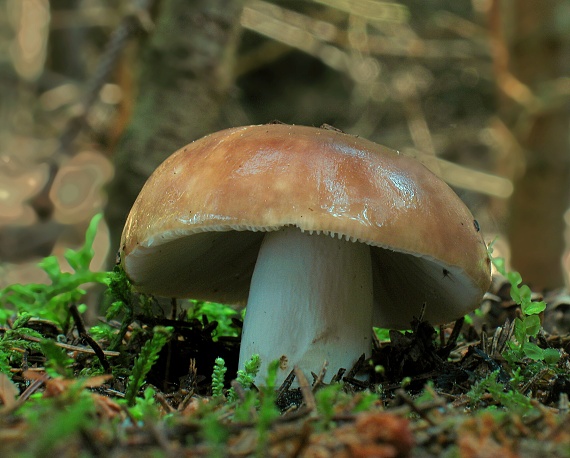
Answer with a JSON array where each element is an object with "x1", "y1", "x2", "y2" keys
[{"x1": 121, "y1": 124, "x2": 491, "y2": 328}]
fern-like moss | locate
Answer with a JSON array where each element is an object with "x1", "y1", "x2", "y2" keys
[{"x1": 125, "y1": 326, "x2": 172, "y2": 406}]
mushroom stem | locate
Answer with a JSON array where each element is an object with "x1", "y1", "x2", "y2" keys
[{"x1": 239, "y1": 226, "x2": 374, "y2": 386}]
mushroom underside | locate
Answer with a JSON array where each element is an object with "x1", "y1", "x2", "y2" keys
[
  {"x1": 125, "y1": 227, "x2": 481, "y2": 328},
  {"x1": 125, "y1": 226, "x2": 482, "y2": 384}
]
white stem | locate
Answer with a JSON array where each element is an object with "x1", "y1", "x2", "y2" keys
[{"x1": 238, "y1": 226, "x2": 373, "y2": 386}]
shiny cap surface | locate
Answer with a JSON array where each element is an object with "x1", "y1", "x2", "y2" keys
[{"x1": 121, "y1": 124, "x2": 491, "y2": 328}]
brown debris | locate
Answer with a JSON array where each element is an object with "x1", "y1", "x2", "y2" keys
[
  {"x1": 301, "y1": 412, "x2": 414, "y2": 458},
  {"x1": 457, "y1": 413, "x2": 518, "y2": 458}
]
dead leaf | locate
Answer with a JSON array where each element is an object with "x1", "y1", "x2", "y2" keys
[{"x1": 0, "y1": 373, "x2": 19, "y2": 409}]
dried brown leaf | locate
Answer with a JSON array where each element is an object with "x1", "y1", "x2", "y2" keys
[{"x1": 0, "y1": 373, "x2": 19, "y2": 409}]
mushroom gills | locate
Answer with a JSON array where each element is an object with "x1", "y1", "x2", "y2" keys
[
  {"x1": 371, "y1": 248, "x2": 484, "y2": 329},
  {"x1": 239, "y1": 225, "x2": 374, "y2": 386}
]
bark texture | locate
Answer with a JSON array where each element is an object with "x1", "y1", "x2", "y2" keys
[
  {"x1": 492, "y1": 0, "x2": 570, "y2": 288},
  {"x1": 106, "y1": 0, "x2": 245, "y2": 255}
]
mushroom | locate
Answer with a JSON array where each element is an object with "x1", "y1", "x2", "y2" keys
[{"x1": 120, "y1": 124, "x2": 491, "y2": 385}]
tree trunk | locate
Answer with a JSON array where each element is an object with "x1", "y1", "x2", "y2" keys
[
  {"x1": 491, "y1": 0, "x2": 570, "y2": 288},
  {"x1": 105, "y1": 0, "x2": 245, "y2": 255}
]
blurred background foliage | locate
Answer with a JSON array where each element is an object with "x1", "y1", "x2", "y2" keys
[{"x1": 1, "y1": 0, "x2": 570, "y2": 298}]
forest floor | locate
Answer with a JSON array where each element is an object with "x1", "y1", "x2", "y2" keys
[
  {"x1": 0, "y1": 222, "x2": 569, "y2": 457},
  {"x1": 1, "y1": 287, "x2": 569, "y2": 457}
]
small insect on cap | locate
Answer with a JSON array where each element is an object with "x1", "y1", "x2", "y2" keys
[{"x1": 120, "y1": 123, "x2": 491, "y2": 329}]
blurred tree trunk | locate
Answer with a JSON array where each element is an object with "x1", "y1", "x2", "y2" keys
[
  {"x1": 491, "y1": 0, "x2": 570, "y2": 288},
  {"x1": 48, "y1": 0, "x2": 86, "y2": 81},
  {"x1": 105, "y1": 0, "x2": 245, "y2": 255}
]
